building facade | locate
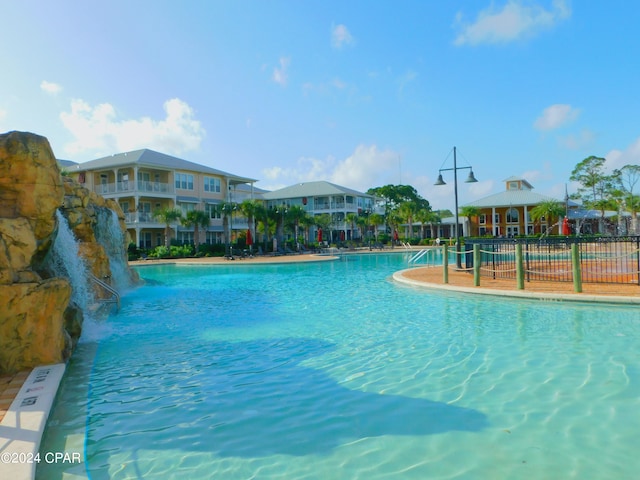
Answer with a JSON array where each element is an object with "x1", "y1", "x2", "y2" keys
[
  {"x1": 463, "y1": 176, "x2": 563, "y2": 237},
  {"x1": 65, "y1": 149, "x2": 257, "y2": 248},
  {"x1": 262, "y1": 181, "x2": 382, "y2": 244}
]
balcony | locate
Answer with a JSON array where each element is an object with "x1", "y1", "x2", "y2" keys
[
  {"x1": 124, "y1": 212, "x2": 162, "y2": 225},
  {"x1": 96, "y1": 181, "x2": 174, "y2": 196}
]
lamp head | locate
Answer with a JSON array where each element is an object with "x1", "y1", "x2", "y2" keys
[
  {"x1": 434, "y1": 173, "x2": 446, "y2": 186},
  {"x1": 465, "y1": 170, "x2": 478, "y2": 183}
]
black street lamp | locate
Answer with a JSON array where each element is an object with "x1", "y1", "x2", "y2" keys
[{"x1": 434, "y1": 146, "x2": 478, "y2": 268}]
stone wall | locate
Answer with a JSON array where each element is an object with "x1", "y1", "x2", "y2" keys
[{"x1": 0, "y1": 131, "x2": 136, "y2": 374}]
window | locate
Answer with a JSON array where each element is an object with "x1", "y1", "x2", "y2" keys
[
  {"x1": 178, "y1": 202, "x2": 196, "y2": 215},
  {"x1": 140, "y1": 232, "x2": 152, "y2": 249},
  {"x1": 175, "y1": 173, "x2": 194, "y2": 190},
  {"x1": 178, "y1": 231, "x2": 194, "y2": 244},
  {"x1": 506, "y1": 208, "x2": 519, "y2": 223},
  {"x1": 479, "y1": 214, "x2": 487, "y2": 225},
  {"x1": 205, "y1": 203, "x2": 222, "y2": 219},
  {"x1": 479, "y1": 227, "x2": 487, "y2": 236},
  {"x1": 508, "y1": 181, "x2": 519, "y2": 190},
  {"x1": 494, "y1": 213, "x2": 501, "y2": 224},
  {"x1": 204, "y1": 177, "x2": 221, "y2": 193}
]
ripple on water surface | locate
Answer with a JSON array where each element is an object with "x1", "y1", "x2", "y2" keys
[{"x1": 38, "y1": 256, "x2": 640, "y2": 480}]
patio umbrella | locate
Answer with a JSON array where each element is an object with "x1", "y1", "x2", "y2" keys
[
  {"x1": 246, "y1": 228, "x2": 253, "y2": 250},
  {"x1": 562, "y1": 216, "x2": 570, "y2": 235},
  {"x1": 318, "y1": 228, "x2": 323, "y2": 243}
]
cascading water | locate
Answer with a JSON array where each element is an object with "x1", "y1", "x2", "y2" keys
[
  {"x1": 48, "y1": 209, "x2": 93, "y2": 311},
  {"x1": 94, "y1": 207, "x2": 131, "y2": 291}
]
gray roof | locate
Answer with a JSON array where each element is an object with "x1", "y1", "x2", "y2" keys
[
  {"x1": 66, "y1": 149, "x2": 256, "y2": 184},
  {"x1": 464, "y1": 190, "x2": 560, "y2": 208},
  {"x1": 262, "y1": 180, "x2": 373, "y2": 200},
  {"x1": 57, "y1": 159, "x2": 78, "y2": 168}
]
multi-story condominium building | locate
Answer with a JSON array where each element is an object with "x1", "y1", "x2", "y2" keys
[
  {"x1": 262, "y1": 181, "x2": 382, "y2": 244},
  {"x1": 64, "y1": 149, "x2": 257, "y2": 248}
]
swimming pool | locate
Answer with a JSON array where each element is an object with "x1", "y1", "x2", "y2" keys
[{"x1": 39, "y1": 253, "x2": 640, "y2": 479}]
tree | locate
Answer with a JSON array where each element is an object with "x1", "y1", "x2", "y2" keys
[
  {"x1": 570, "y1": 156, "x2": 615, "y2": 233},
  {"x1": 369, "y1": 213, "x2": 384, "y2": 242},
  {"x1": 181, "y1": 209, "x2": 210, "y2": 251},
  {"x1": 368, "y1": 184, "x2": 430, "y2": 237},
  {"x1": 355, "y1": 214, "x2": 369, "y2": 242},
  {"x1": 460, "y1": 206, "x2": 481, "y2": 237},
  {"x1": 398, "y1": 201, "x2": 418, "y2": 239},
  {"x1": 314, "y1": 213, "x2": 331, "y2": 243},
  {"x1": 153, "y1": 207, "x2": 182, "y2": 247},
  {"x1": 529, "y1": 200, "x2": 565, "y2": 234},
  {"x1": 286, "y1": 205, "x2": 309, "y2": 248},
  {"x1": 613, "y1": 164, "x2": 640, "y2": 234},
  {"x1": 239, "y1": 199, "x2": 262, "y2": 241},
  {"x1": 345, "y1": 212, "x2": 359, "y2": 241},
  {"x1": 220, "y1": 202, "x2": 236, "y2": 253}
]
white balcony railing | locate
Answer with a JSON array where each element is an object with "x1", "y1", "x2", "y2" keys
[{"x1": 96, "y1": 181, "x2": 174, "y2": 196}]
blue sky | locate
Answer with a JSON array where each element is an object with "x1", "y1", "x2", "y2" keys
[{"x1": 2, "y1": 0, "x2": 639, "y2": 211}]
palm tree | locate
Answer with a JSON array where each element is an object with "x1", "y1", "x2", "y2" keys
[
  {"x1": 369, "y1": 213, "x2": 384, "y2": 242},
  {"x1": 414, "y1": 207, "x2": 433, "y2": 240},
  {"x1": 355, "y1": 214, "x2": 369, "y2": 242},
  {"x1": 153, "y1": 207, "x2": 182, "y2": 247},
  {"x1": 530, "y1": 200, "x2": 565, "y2": 234},
  {"x1": 398, "y1": 201, "x2": 417, "y2": 239},
  {"x1": 220, "y1": 201, "x2": 236, "y2": 254},
  {"x1": 239, "y1": 199, "x2": 262, "y2": 244},
  {"x1": 286, "y1": 205, "x2": 309, "y2": 249},
  {"x1": 314, "y1": 213, "x2": 331, "y2": 244},
  {"x1": 345, "y1": 212, "x2": 358, "y2": 242},
  {"x1": 182, "y1": 209, "x2": 210, "y2": 252},
  {"x1": 460, "y1": 206, "x2": 481, "y2": 237}
]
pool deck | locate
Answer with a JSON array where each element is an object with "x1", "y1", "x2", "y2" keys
[{"x1": 394, "y1": 265, "x2": 640, "y2": 304}]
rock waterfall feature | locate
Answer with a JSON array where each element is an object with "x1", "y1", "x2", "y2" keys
[{"x1": 0, "y1": 131, "x2": 137, "y2": 374}]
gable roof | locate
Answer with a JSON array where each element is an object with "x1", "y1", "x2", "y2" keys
[
  {"x1": 262, "y1": 180, "x2": 372, "y2": 200},
  {"x1": 464, "y1": 189, "x2": 559, "y2": 208},
  {"x1": 66, "y1": 149, "x2": 256, "y2": 184}
]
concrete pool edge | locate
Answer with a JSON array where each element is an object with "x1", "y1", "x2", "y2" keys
[
  {"x1": 393, "y1": 269, "x2": 640, "y2": 305},
  {"x1": 0, "y1": 364, "x2": 66, "y2": 480}
]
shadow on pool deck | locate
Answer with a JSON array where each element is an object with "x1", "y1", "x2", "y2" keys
[{"x1": 86, "y1": 337, "x2": 488, "y2": 464}]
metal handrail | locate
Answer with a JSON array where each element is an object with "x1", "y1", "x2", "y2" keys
[{"x1": 90, "y1": 274, "x2": 120, "y2": 311}]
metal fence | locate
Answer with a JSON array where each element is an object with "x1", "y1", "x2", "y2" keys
[{"x1": 465, "y1": 236, "x2": 640, "y2": 285}]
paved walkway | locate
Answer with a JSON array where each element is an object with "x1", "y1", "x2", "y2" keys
[{"x1": 0, "y1": 371, "x2": 30, "y2": 423}]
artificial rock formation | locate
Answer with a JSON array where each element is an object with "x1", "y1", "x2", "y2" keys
[
  {"x1": 0, "y1": 131, "x2": 70, "y2": 372},
  {"x1": 0, "y1": 131, "x2": 136, "y2": 373}
]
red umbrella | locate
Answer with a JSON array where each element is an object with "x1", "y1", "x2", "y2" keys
[
  {"x1": 318, "y1": 228, "x2": 323, "y2": 243},
  {"x1": 340, "y1": 230, "x2": 345, "y2": 241},
  {"x1": 562, "y1": 217, "x2": 570, "y2": 235},
  {"x1": 393, "y1": 230, "x2": 399, "y2": 241},
  {"x1": 246, "y1": 228, "x2": 253, "y2": 246}
]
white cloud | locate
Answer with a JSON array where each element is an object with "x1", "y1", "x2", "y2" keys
[
  {"x1": 605, "y1": 137, "x2": 640, "y2": 171},
  {"x1": 331, "y1": 24, "x2": 354, "y2": 49},
  {"x1": 60, "y1": 97, "x2": 205, "y2": 157},
  {"x1": 260, "y1": 144, "x2": 400, "y2": 192},
  {"x1": 40, "y1": 80, "x2": 62, "y2": 95},
  {"x1": 534, "y1": 103, "x2": 579, "y2": 130},
  {"x1": 454, "y1": 0, "x2": 571, "y2": 46},
  {"x1": 272, "y1": 57, "x2": 290, "y2": 86}
]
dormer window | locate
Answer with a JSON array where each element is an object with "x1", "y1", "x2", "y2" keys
[{"x1": 508, "y1": 181, "x2": 519, "y2": 190}]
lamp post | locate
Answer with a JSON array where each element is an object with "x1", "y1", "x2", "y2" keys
[{"x1": 434, "y1": 146, "x2": 478, "y2": 269}]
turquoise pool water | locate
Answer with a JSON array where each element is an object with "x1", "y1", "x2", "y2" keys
[{"x1": 39, "y1": 253, "x2": 640, "y2": 479}]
